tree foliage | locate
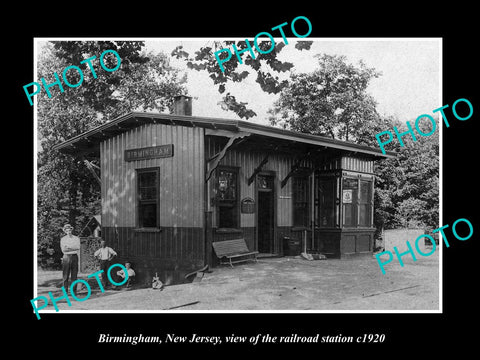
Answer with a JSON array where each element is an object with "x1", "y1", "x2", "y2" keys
[
  {"x1": 374, "y1": 124, "x2": 439, "y2": 230},
  {"x1": 171, "y1": 40, "x2": 312, "y2": 119},
  {"x1": 269, "y1": 54, "x2": 390, "y2": 144},
  {"x1": 37, "y1": 41, "x2": 186, "y2": 269},
  {"x1": 266, "y1": 53, "x2": 439, "y2": 231}
]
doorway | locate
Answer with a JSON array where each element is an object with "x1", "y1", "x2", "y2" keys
[{"x1": 256, "y1": 174, "x2": 275, "y2": 254}]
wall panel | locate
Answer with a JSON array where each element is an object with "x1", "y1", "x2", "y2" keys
[{"x1": 100, "y1": 124, "x2": 205, "y2": 273}]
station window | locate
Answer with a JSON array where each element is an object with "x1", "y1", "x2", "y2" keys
[
  {"x1": 342, "y1": 178, "x2": 358, "y2": 227},
  {"x1": 216, "y1": 167, "x2": 239, "y2": 229},
  {"x1": 359, "y1": 179, "x2": 373, "y2": 227},
  {"x1": 293, "y1": 175, "x2": 310, "y2": 227},
  {"x1": 342, "y1": 177, "x2": 373, "y2": 228},
  {"x1": 136, "y1": 168, "x2": 160, "y2": 228},
  {"x1": 316, "y1": 177, "x2": 336, "y2": 228}
]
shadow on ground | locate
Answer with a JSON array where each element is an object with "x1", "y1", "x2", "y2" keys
[{"x1": 36, "y1": 253, "x2": 440, "y2": 312}]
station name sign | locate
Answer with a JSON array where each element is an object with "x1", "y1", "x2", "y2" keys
[{"x1": 125, "y1": 144, "x2": 174, "y2": 162}]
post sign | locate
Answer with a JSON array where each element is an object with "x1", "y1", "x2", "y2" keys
[
  {"x1": 125, "y1": 144, "x2": 174, "y2": 162},
  {"x1": 241, "y1": 197, "x2": 255, "y2": 214}
]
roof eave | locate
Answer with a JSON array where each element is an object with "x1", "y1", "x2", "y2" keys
[{"x1": 52, "y1": 112, "x2": 395, "y2": 159}]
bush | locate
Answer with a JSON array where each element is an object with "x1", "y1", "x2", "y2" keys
[{"x1": 80, "y1": 237, "x2": 102, "y2": 273}]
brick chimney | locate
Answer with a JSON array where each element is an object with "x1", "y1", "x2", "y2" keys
[{"x1": 173, "y1": 95, "x2": 192, "y2": 116}]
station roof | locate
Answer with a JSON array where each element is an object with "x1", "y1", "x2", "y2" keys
[{"x1": 52, "y1": 111, "x2": 395, "y2": 159}]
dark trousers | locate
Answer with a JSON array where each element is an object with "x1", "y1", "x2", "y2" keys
[
  {"x1": 99, "y1": 260, "x2": 110, "y2": 289},
  {"x1": 62, "y1": 254, "x2": 78, "y2": 290}
]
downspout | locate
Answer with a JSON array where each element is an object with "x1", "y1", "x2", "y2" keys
[
  {"x1": 310, "y1": 170, "x2": 315, "y2": 251},
  {"x1": 204, "y1": 128, "x2": 212, "y2": 268}
]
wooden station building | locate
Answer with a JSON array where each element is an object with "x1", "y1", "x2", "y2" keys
[{"x1": 53, "y1": 96, "x2": 393, "y2": 283}]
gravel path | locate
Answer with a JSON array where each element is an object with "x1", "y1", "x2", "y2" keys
[{"x1": 34, "y1": 251, "x2": 439, "y2": 314}]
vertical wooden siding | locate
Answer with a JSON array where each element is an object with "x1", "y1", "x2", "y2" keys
[
  {"x1": 101, "y1": 123, "x2": 204, "y2": 229},
  {"x1": 341, "y1": 156, "x2": 374, "y2": 173},
  {"x1": 205, "y1": 136, "x2": 313, "y2": 228},
  {"x1": 318, "y1": 156, "x2": 374, "y2": 173},
  {"x1": 100, "y1": 123, "x2": 205, "y2": 274}
]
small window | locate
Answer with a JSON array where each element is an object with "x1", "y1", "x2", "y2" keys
[
  {"x1": 257, "y1": 175, "x2": 274, "y2": 190},
  {"x1": 316, "y1": 177, "x2": 336, "y2": 228},
  {"x1": 217, "y1": 168, "x2": 239, "y2": 229},
  {"x1": 293, "y1": 176, "x2": 310, "y2": 227},
  {"x1": 137, "y1": 168, "x2": 160, "y2": 228},
  {"x1": 341, "y1": 177, "x2": 373, "y2": 228},
  {"x1": 359, "y1": 180, "x2": 372, "y2": 227},
  {"x1": 342, "y1": 178, "x2": 358, "y2": 228}
]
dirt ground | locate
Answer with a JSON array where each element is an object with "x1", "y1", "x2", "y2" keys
[{"x1": 34, "y1": 250, "x2": 440, "y2": 314}]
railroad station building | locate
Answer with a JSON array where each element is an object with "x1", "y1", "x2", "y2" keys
[{"x1": 53, "y1": 95, "x2": 393, "y2": 283}]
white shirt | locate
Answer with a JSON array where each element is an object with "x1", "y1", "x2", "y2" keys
[
  {"x1": 94, "y1": 246, "x2": 117, "y2": 260},
  {"x1": 60, "y1": 235, "x2": 80, "y2": 255},
  {"x1": 117, "y1": 268, "x2": 135, "y2": 278}
]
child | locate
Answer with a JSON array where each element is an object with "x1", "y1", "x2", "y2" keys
[
  {"x1": 116, "y1": 261, "x2": 136, "y2": 289},
  {"x1": 93, "y1": 239, "x2": 117, "y2": 289},
  {"x1": 152, "y1": 272, "x2": 164, "y2": 290}
]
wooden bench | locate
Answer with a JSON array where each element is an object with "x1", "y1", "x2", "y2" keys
[{"x1": 212, "y1": 239, "x2": 259, "y2": 267}]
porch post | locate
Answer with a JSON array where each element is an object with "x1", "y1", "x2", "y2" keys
[{"x1": 310, "y1": 171, "x2": 315, "y2": 250}]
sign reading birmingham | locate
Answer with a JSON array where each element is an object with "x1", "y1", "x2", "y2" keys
[{"x1": 125, "y1": 144, "x2": 174, "y2": 162}]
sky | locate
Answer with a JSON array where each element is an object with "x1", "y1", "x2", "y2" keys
[{"x1": 146, "y1": 38, "x2": 441, "y2": 125}]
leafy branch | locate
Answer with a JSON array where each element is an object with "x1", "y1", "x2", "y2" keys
[{"x1": 171, "y1": 40, "x2": 312, "y2": 119}]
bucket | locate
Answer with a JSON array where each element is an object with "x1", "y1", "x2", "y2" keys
[{"x1": 283, "y1": 236, "x2": 301, "y2": 256}]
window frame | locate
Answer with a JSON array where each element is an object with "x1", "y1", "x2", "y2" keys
[
  {"x1": 341, "y1": 176, "x2": 374, "y2": 228},
  {"x1": 136, "y1": 167, "x2": 160, "y2": 230},
  {"x1": 342, "y1": 176, "x2": 359, "y2": 228},
  {"x1": 315, "y1": 175, "x2": 337, "y2": 228},
  {"x1": 292, "y1": 174, "x2": 311, "y2": 228},
  {"x1": 215, "y1": 166, "x2": 240, "y2": 230},
  {"x1": 358, "y1": 179, "x2": 373, "y2": 227}
]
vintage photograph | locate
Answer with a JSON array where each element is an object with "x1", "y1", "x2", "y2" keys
[{"x1": 33, "y1": 38, "x2": 441, "y2": 315}]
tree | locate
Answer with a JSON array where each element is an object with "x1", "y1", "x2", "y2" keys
[
  {"x1": 268, "y1": 54, "x2": 390, "y2": 145},
  {"x1": 171, "y1": 40, "x2": 313, "y2": 119},
  {"x1": 374, "y1": 124, "x2": 439, "y2": 230},
  {"x1": 37, "y1": 41, "x2": 187, "y2": 269},
  {"x1": 265, "y1": 53, "x2": 439, "y2": 233}
]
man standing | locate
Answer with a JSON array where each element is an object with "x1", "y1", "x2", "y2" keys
[
  {"x1": 94, "y1": 239, "x2": 117, "y2": 289},
  {"x1": 60, "y1": 224, "x2": 80, "y2": 292}
]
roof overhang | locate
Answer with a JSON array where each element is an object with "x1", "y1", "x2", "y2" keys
[{"x1": 51, "y1": 112, "x2": 395, "y2": 160}]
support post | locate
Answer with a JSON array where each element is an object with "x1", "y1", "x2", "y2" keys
[
  {"x1": 206, "y1": 133, "x2": 249, "y2": 182},
  {"x1": 247, "y1": 155, "x2": 269, "y2": 186},
  {"x1": 83, "y1": 158, "x2": 101, "y2": 186},
  {"x1": 280, "y1": 151, "x2": 311, "y2": 188},
  {"x1": 311, "y1": 171, "x2": 315, "y2": 250}
]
